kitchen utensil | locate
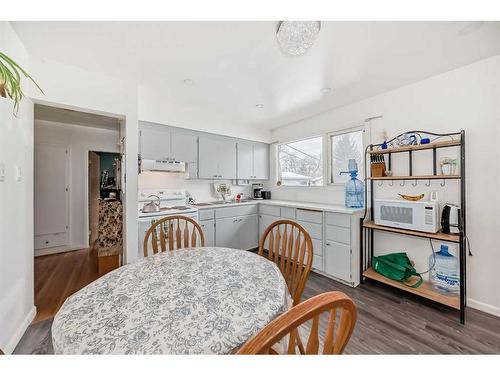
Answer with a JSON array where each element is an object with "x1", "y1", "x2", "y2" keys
[{"x1": 142, "y1": 195, "x2": 160, "y2": 213}]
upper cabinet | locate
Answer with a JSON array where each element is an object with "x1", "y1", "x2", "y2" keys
[
  {"x1": 237, "y1": 141, "x2": 269, "y2": 180},
  {"x1": 139, "y1": 122, "x2": 171, "y2": 160},
  {"x1": 171, "y1": 128, "x2": 198, "y2": 163},
  {"x1": 140, "y1": 122, "x2": 269, "y2": 181},
  {"x1": 198, "y1": 136, "x2": 237, "y2": 179}
]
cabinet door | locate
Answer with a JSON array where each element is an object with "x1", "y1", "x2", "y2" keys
[
  {"x1": 140, "y1": 123, "x2": 171, "y2": 160},
  {"x1": 199, "y1": 136, "x2": 236, "y2": 179},
  {"x1": 238, "y1": 215, "x2": 258, "y2": 250},
  {"x1": 171, "y1": 129, "x2": 198, "y2": 163},
  {"x1": 324, "y1": 240, "x2": 351, "y2": 282},
  {"x1": 215, "y1": 216, "x2": 238, "y2": 248},
  {"x1": 199, "y1": 219, "x2": 215, "y2": 247},
  {"x1": 258, "y1": 214, "x2": 278, "y2": 243},
  {"x1": 253, "y1": 142, "x2": 269, "y2": 180},
  {"x1": 217, "y1": 138, "x2": 237, "y2": 179},
  {"x1": 237, "y1": 141, "x2": 254, "y2": 179}
]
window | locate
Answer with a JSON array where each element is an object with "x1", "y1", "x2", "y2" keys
[
  {"x1": 278, "y1": 136, "x2": 323, "y2": 186},
  {"x1": 329, "y1": 129, "x2": 364, "y2": 184}
]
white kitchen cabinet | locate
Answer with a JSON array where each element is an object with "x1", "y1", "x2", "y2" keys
[
  {"x1": 237, "y1": 141, "x2": 254, "y2": 179},
  {"x1": 237, "y1": 141, "x2": 269, "y2": 180},
  {"x1": 199, "y1": 136, "x2": 237, "y2": 179},
  {"x1": 171, "y1": 128, "x2": 198, "y2": 163},
  {"x1": 199, "y1": 219, "x2": 215, "y2": 247},
  {"x1": 258, "y1": 214, "x2": 277, "y2": 242},
  {"x1": 216, "y1": 214, "x2": 258, "y2": 250},
  {"x1": 252, "y1": 142, "x2": 269, "y2": 179},
  {"x1": 140, "y1": 122, "x2": 171, "y2": 160},
  {"x1": 324, "y1": 240, "x2": 351, "y2": 282},
  {"x1": 237, "y1": 215, "x2": 258, "y2": 250},
  {"x1": 216, "y1": 216, "x2": 238, "y2": 248}
]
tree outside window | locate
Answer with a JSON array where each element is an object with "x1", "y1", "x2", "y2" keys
[
  {"x1": 278, "y1": 137, "x2": 323, "y2": 186},
  {"x1": 330, "y1": 130, "x2": 364, "y2": 184}
]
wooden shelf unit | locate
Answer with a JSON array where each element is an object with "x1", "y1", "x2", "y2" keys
[
  {"x1": 367, "y1": 175, "x2": 460, "y2": 181},
  {"x1": 368, "y1": 139, "x2": 461, "y2": 154},
  {"x1": 363, "y1": 268, "x2": 460, "y2": 309},
  {"x1": 361, "y1": 130, "x2": 467, "y2": 323},
  {"x1": 362, "y1": 221, "x2": 460, "y2": 243}
]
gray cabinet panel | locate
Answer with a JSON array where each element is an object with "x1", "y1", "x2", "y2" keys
[
  {"x1": 171, "y1": 129, "x2": 198, "y2": 163},
  {"x1": 237, "y1": 141, "x2": 254, "y2": 179},
  {"x1": 238, "y1": 215, "x2": 258, "y2": 250},
  {"x1": 140, "y1": 123, "x2": 171, "y2": 160},
  {"x1": 324, "y1": 240, "x2": 351, "y2": 282},
  {"x1": 200, "y1": 219, "x2": 215, "y2": 247},
  {"x1": 199, "y1": 136, "x2": 237, "y2": 179},
  {"x1": 253, "y1": 142, "x2": 269, "y2": 180}
]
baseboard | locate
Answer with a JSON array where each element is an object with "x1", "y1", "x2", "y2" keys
[
  {"x1": 4, "y1": 306, "x2": 36, "y2": 354},
  {"x1": 34, "y1": 244, "x2": 87, "y2": 257},
  {"x1": 467, "y1": 298, "x2": 500, "y2": 318}
]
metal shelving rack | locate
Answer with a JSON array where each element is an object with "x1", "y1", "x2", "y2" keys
[{"x1": 359, "y1": 130, "x2": 467, "y2": 323}]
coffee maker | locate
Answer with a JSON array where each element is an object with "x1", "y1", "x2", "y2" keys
[{"x1": 252, "y1": 183, "x2": 264, "y2": 200}]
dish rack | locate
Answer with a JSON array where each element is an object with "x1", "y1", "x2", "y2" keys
[{"x1": 359, "y1": 130, "x2": 467, "y2": 323}]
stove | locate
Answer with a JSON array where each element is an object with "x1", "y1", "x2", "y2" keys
[
  {"x1": 138, "y1": 189, "x2": 197, "y2": 218},
  {"x1": 138, "y1": 189, "x2": 199, "y2": 258}
]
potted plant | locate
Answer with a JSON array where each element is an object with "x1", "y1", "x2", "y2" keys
[{"x1": 0, "y1": 51, "x2": 43, "y2": 115}]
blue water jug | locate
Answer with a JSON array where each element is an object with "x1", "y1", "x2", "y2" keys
[
  {"x1": 429, "y1": 244, "x2": 459, "y2": 295},
  {"x1": 340, "y1": 159, "x2": 364, "y2": 208}
]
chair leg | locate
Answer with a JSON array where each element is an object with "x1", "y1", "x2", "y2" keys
[{"x1": 295, "y1": 330, "x2": 306, "y2": 354}]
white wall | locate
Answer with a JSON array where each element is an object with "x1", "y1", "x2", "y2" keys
[
  {"x1": 0, "y1": 22, "x2": 36, "y2": 353},
  {"x1": 34, "y1": 120, "x2": 120, "y2": 253},
  {"x1": 138, "y1": 172, "x2": 252, "y2": 202},
  {"x1": 267, "y1": 54, "x2": 500, "y2": 316},
  {"x1": 27, "y1": 52, "x2": 139, "y2": 265}
]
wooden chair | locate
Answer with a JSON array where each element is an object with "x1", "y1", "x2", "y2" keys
[
  {"x1": 237, "y1": 291, "x2": 357, "y2": 354},
  {"x1": 143, "y1": 215, "x2": 205, "y2": 257},
  {"x1": 258, "y1": 220, "x2": 313, "y2": 305}
]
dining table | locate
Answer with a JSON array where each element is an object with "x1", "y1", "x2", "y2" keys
[{"x1": 51, "y1": 247, "x2": 292, "y2": 354}]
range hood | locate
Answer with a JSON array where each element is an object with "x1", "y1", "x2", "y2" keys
[{"x1": 141, "y1": 159, "x2": 186, "y2": 173}]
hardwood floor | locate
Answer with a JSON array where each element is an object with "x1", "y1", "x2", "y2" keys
[
  {"x1": 304, "y1": 272, "x2": 500, "y2": 354},
  {"x1": 33, "y1": 248, "x2": 100, "y2": 323},
  {"x1": 15, "y1": 249, "x2": 500, "y2": 354}
]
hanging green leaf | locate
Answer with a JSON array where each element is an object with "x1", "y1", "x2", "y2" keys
[{"x1": 0, "y1": 51, "x2": 44, "y2": 116}]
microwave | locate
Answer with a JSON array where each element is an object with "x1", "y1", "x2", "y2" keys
[{"x1": 374, "y1": 199, "x2": 439, "y2": 233}]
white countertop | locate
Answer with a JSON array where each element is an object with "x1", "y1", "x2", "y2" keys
[{"x1": 191, "y1": 199, "x2": 364, "y2": 215}]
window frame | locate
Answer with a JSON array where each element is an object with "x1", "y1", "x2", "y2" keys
[
  {"x1": 276, "y1": 135, "x2": 325, "y2": 187},
  {"x1": 327, "y1": 125, "x2": 365, "y2": 186}
]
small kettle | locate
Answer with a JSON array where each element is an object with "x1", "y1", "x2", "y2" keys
[{"x1": 142, "y1": 195, "x2": 160, "y2": 213}]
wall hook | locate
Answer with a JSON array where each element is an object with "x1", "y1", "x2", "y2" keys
[
  {"x1": 378, "y1": 180, "x2": 383, "y2": 187},
  {"x1": 412, "y1": 180, "x2": 418, "y2": 187},
  {"x1": 425, "y1": 179, "x2": 431, "y2": 187},
  {"x1": 389, "y1": 180, "x2": 394, "y2": 187},
  {"x1": 400, "y1": 180, "x2": 405, "y2": 187},
  {"x1": 440, "y1": 179, "x2": 446, "y2": 187}
]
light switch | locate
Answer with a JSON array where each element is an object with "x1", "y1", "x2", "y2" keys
[
  {"x1": 15, "y1": 165, "x2": 22, "y2": 182},
  {"x1": 0, "y1": 163, "x2": 5, "y2": 182}
]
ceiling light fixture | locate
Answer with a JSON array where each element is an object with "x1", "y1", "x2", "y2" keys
[
  {"x1": 276, "y1": 21, "x2": 321, "y2": 57},
  {"x1": 183, "y1": 79, "x2": 195, "y2": 86},
  {"x1": 255, "y1": 104, "x2": 264, "y2": 108},
  {"x1": 320, "y1": 87, "x2": 332, "y2": 94}
]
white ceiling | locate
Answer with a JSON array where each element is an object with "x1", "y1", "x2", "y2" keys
[{"x1": 12, "y1": 21, "x2": 500, "y2": 131}]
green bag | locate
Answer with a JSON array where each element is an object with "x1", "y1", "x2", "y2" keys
[{"x1": 372, "y1": 252, "x2": 423, "y2": 288}]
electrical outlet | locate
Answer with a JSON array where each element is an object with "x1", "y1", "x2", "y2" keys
[{"x1": 0, "y1": 163, "x2": 5, "y2": 182}]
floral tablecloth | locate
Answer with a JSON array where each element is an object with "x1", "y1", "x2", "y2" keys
[{"x1": 52, "y1": 247, "x2": 291, "y2": 354}]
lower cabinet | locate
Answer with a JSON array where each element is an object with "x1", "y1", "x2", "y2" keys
[
  {"x1": 216, "y1": 214, "x2": 258, "y2": 250},
  {"x1": 199, "y1": 219, "x2": 215, "y2": 247},
  {"x1": 324, "y1": 240, "x2": 351, "y2": 282},
  {"x1": 258, "y1": 213, "x2": 279, "y2": 241}
]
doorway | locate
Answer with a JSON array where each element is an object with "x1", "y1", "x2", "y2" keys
[{"x1": 33, "y1": 104, "x2": 124, "y2": 322}]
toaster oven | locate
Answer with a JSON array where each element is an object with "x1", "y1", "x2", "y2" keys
[{"x1": 374, "y1": 199, "x2": 439, "y2": 233}]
